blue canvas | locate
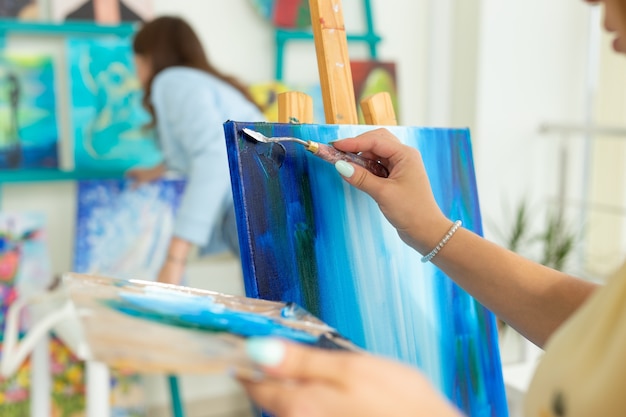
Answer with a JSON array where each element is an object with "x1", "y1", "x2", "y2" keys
[
  {"x1": 74, "y1": 179, "x2": 185, "y2": 281},
  {"x1": 224, "y1": 121, "x2": 508, "y2": 417},
  {"x1": 67, "y1": 38, "x2": 162, "y2": 171},
  {"x1": 0, "y1": 54, "x2": 59, "y2": 170}
]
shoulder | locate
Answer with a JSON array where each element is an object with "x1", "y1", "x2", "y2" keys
[
  {"x1": 152, "y1": 67, "x2": 214, "y2": 92},
  {"x1": 150, "y1": 67, "x2": 264, "y2": 121},
  {"x1": 151, "y1": 67, "x2": 235, "y2": 99},
  {"x1": 151, "y1": 67, "x2": 218, "y2": 109}
]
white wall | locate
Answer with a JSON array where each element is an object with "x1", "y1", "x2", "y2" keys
[
  {"x1": 151, "y1": 0, "x2": 429, "y2": 125},
  {"x1": 472, "y1": 0, "x2": 591, "y2": 257}
]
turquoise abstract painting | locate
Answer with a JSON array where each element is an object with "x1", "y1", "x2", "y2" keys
[
  {"x1": 0, "y1": 54, "x2": 59, "y2": 170},
  {"x1": 67, "y1": 38, "x2": 161, "y2": 171},
  {"x1": 224, "y1": 121, "x2": 508, "y2": 417}
]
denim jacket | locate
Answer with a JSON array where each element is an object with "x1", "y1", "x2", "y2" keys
[{"x1": 151, "y1": 67, "x2": 265, "y2": 256}]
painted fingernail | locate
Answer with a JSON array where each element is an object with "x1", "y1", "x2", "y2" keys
[
  {"x1": 246, "y1": 338, "x2": 286, "y2": 367},
  {"x1": 335, "y1": 160, "x2": 354, "y2": 178}
]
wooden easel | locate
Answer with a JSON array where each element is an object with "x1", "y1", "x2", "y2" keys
[{"x1": 277, "y1": 0, "x2": 397, "y2": 127}]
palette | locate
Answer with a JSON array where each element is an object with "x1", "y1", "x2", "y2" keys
[{"x1": 1, "y1": 273, "x2": 353, "y2": 377}]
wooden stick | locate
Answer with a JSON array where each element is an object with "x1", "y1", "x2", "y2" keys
[
  {"x1": 309, "y1": 0, "x2": 358, "y2": 124},
  {"x1": 278, "y1": 91, "x2": 314, "y2": 124},
  {"x1": 361, "y1": 92, "x2": 397, "y2": 126}
]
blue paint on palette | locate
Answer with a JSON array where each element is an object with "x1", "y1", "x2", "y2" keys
[
  {"x1": 114, "y1": 287, "x2": 319, "y2": 344},
  {"x1": 224, "y1": 121, "x2": 507, "y2": 417}
]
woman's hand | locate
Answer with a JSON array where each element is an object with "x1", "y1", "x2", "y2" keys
[
  {"x1": 238, "y1": 338, "x2": 462, "y2": 417},
  {"x1": 332, "y1": 128, "x2": 451, "y2": 254},
  {"x1": 126, "y1": 162, "x2": 167, "y2": 185}
]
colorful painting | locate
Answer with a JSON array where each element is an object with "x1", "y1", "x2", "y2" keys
[
  {"x1": 0, "y1": 54, "x2": 59, "y2": 170},
  {"x1": 224, "y1": 122, "x2": 508, "y2": 417},
  {"x1": 74, "y1": 179, "x2": 185, "y2": 281},
  {"x1": 0, "y1": 0, "x2": 39, "y2": 19},
  {"x1": 67, "y1": 38, "x2": 161, "y2": 171},
  {"x1": 52, "y1": 0, "x2": 152, "y2": 23},
  {"x1": 249, "y1": 0, "x2": 311, "y2": 29},
  {"x1": 0, "y1": 341, "x2": 31, "y2": 416},
  {"x1": 350, "y1": 60, "x2": 399, "y2": 124},
  {"x1": 0, "y1": 214, "x2": 86, "y2": 417},
  {"x1": 249, "y1": 81, "x2": 325, "y2": 123},
  {"x1": 0, "y1": 336, "x2": 87, "y2": 417},
  {"x1": 0, "y1": 213, "x2": 51, "y2": 330}
]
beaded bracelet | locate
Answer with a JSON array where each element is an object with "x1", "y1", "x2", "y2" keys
[{"x1": 420, "y1": 220, "x2": 462, "y2": 263}]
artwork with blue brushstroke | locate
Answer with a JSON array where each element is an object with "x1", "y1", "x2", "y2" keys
[
  {"x1": 74, "y1": 179, "x2": 185, "y2": 281},
  {"x1": 0, "y1": 54, "x2": 59, "y2": 170},
  {"x1": 67, "y1": 38, "x2": 162, "y2": 171},
  {"x1": 224, "y1": 121, "x2": 508, "y2": 417}
]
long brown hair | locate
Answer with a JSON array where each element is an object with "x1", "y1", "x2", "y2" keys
[{"x1": 132, "y1": 16, "x2": 262, "y2": 122}]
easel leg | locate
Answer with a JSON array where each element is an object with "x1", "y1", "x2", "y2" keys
[
  {"x1": 30, "y1": 335, "x2": 51, "y2": 417},
  {"x1": 86, "y1": 361, "x2": 110, "y2": 417},
  {"x1": 168, "y1": 375, "x2": 186, "y2": 417}
]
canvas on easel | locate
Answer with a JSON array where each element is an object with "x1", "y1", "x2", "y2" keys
[
  {"x1": 74, "y1": 178, "x2": 185, "y2": 281},
  {"x1": 224, "y1": 121, "x2": 507, "y2": 416},
  {"x1": 223, "y1": 0, "x2": 507, "y2": 415}
]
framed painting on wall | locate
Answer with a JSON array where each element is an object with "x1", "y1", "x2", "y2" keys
[
  {"x1": 350, "y1": 60, "x2": 399, "y2": 124},
  {"x1": 249, "y1": 80, "x2": 325, "y2": 123},
  {"x1": 0, "y1": 0, "x2": 39, "y2": 19},
  {"x1": 249, "y1": 0, "x2": 311, "y2": 29},
  {"x1": 51, "y1": 0, "x2": 152, "y2": 23},
  {"x1": 67, "y1": 38, "x2": 161, "y2": 171},
  {"x1": 0, "y1": 54, "x2": 59, "y2": 170}
]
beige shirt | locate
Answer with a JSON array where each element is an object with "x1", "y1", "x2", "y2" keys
[{"x1": 525, "y1": 263, "x2": 626, "y2": 417}]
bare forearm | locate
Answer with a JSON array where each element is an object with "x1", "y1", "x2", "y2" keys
[
  {"x1": 167, "y1": 236, "x2": 192, "y2": 262},
  {"x1": 158, "y1": 237, "x2": 192, "y2": 285},
  {"x1": 331, "y1": 131, "x2": 599, "y2": 347},
  {"x1": 427, "y1": 228, "x2": 597, "y2": 347}
]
